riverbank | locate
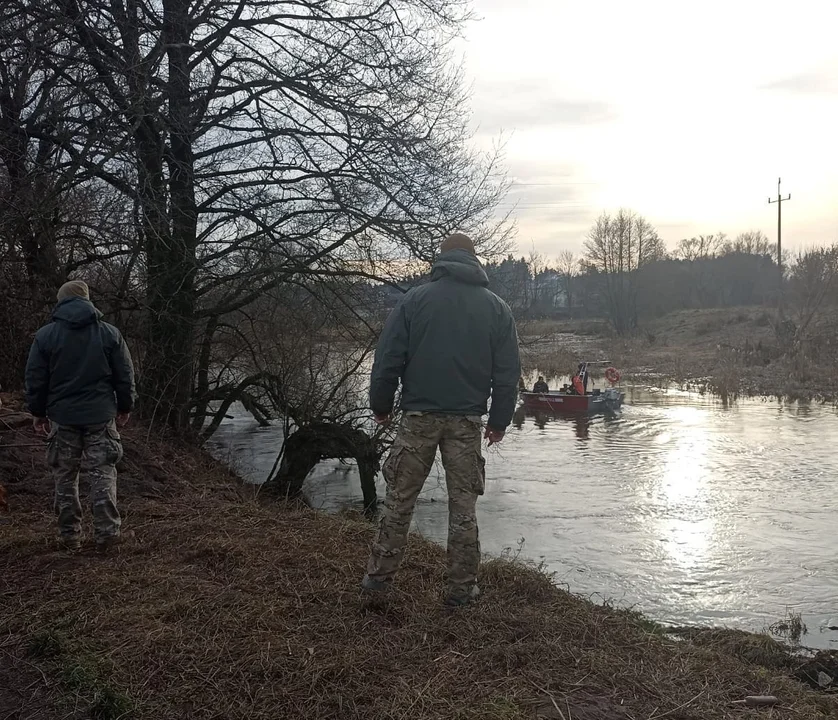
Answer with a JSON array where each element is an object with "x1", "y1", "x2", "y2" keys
[
  {"x1": 522, "y1": 307, "x2": 838, "y2": 403},
  {"x1": 2, "y1": 396, "x2": 837, "y2": 718}
]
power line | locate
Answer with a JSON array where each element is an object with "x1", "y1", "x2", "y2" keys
[
  {"x1": 509, "y1": 182, "x2": 600, "y2": 187},
  {"x1": 495, "y1": 203, "x2": 590, "y2": 208}
]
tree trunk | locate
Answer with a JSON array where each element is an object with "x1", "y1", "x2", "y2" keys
[
  {"x1": 141, "y1": 0, "x2": 198, "y2": 429},
  {"x1": 191, "y1": 317, "x2": 219, "y2": 431},
  {"x1": 356, "y1": 458, "x2": 379, "y2": 514},
  {"x1": 135, "y1": 135, "x2": 194, "y2": 428}
]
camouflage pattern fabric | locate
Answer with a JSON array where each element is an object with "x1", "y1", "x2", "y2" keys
[
  {"x1": 366, "y1": 412, "x2": 485, "y2": 595},
  {"x1": 47, "y1": 421, "x2": 123, "y2": 543}
]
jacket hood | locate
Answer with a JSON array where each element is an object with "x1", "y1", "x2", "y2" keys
[
  {"x1": 52, "y1": 297, "x2": 102, "y2": 328},
  {"x1": 430, "y1": 249, "x2": 489, "y2": 287}
]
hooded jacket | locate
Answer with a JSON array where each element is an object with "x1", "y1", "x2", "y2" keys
[
  {"x1": 369, "y1": 249, "x2": 521, "y2": 430},
  {"x1": 25, "y1": 297, "x2": 136, "y2": 426}
]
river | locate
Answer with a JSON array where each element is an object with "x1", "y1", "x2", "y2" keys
[{"x1": 206, "y1": 386, "x2": 838, "y2": 649}]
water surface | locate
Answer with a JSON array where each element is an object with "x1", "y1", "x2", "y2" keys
[{"x1": 207, "y1": 387, "x2": 838, "y2": 648}]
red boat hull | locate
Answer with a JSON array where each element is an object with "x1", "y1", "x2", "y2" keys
[{"x1": 519, "y1": 391, "x2": 623, "y2": 414}]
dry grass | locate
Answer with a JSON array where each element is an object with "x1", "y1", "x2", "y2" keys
[
  {"x1": 518, "y1": 318, "x2": 609, "y2": 340},
  {"x1": 2, "y1": 396, "x2": 837, "y2": 719},
  {"x1": 538, "y1": 308, "x2": 838, "y2": 403}
]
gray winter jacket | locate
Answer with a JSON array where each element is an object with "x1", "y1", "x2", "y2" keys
[
  {"x1": 370, "y1": 249, "x2": 521, "y2": 430},
  {"x1": 25, "y1": 297, "x2": 135, "y2": 426}
]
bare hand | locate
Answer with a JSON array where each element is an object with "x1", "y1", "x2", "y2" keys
[
  {"x1": 484, "y1": 427, "x2": 505, "y2": 446},
  {"x1": 116, "y1": 412, "x2": 131, "y2": 428},
  {"x1": 374, "y1": 414, "x2": 391, "y2": 426},
  {"x1": 33, "y1": 417, "x2": 50, "y2": 436}
]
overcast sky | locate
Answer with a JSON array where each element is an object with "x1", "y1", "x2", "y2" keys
[{"x1": 462, "y1": 0, "x2": 838, "y2": 256}]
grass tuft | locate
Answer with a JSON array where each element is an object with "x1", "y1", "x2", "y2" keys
[
  {"x1": 27, "y1": 629, "x2": 66, "y2": 659},
  {"x1": 90, "y1": 685, "x2": 134, "y2": 720}
]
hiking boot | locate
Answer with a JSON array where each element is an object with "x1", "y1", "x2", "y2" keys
[
  {"x1": 361, "y1": 574, "x2": 391, "y2": 593},
  {"x1": 57, "y1": 535, "x2": 82, "y2": 553},
  {"x1": 444, "y1": 584, "x2": 481, "y2": 608},
  {"x1": 96, "y1": 530, "x2": 136, "y2": 554},
  {"x1": 95, "y1": 532, "x2": 126, "y2": 554}
]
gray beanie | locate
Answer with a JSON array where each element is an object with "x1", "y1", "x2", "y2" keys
[{"x1": 57, "y1": 280, "x2": 90, "y2": 302}]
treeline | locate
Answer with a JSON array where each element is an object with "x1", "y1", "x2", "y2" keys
[
  {"x1": 482, "y1": 236, "x2": 779, "y2": 327},
  {"x1": 484, "y1": 210, "x2": 838, "y2": 344}
]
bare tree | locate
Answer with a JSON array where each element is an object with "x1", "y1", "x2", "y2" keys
[
  {"x1": 485, "y1": 255, "x2": 532, "y2": 315},
  {"x1": 198, "y1": 277, "x2": 377, "y2": 438},
  {"x1": 195, "y1": 274, "x2": 392, "y2": 511},
  {"x1": 674, "y1": 234, "x2": 725, "y2": 262},
  {"x1": 584, "y1": 209, "x2": 665, "y2": 334},
  {"x1": 8, "y1": 0, "x2": 512, "y2": 429},
  {"x1": 0, "y1": 7, "x2": 141, "y2": 387},
  {"x1": 725, "y1": 230, "x2": 772, "y2": 256},
  {"x1": 786, "y1": 245, "x2": 838, "y2": 352},
  {"x1": 672, "y1": 234, "x2": 727, "y2": 307},
  {"x1": 556, "y1": 249, "x2": 577, "y2": 313},
  {"x1": 527, "y1": 248, "x2": 554, "y2": 315}
]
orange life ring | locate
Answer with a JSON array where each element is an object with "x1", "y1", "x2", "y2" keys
[{"x1": 605, "y1": 367, "x2": 621, "y2": 384}]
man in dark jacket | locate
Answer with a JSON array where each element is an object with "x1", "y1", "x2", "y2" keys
[
  {"x1": 364, "y1": 233, "x2": 521, "y2": 605},
  {"x1": 25, "y1": 280, "x2": 135, "y2": 552}
]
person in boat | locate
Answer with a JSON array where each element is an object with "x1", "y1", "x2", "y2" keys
[
  {"x1": 571, "y1": 363, "x2": 589, "y2": 395},
  {"x1": 366, "y1": 232, "x2": 521, "y2": 607},
  {"x1": 533, "y1": 376, "x2": 549, "y2": 393},
  {"x1": 518, "y1": 376, "x2": 526, "y2": 392}
]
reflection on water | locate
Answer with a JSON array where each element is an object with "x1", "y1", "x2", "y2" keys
[
  {"x1": 513, "y1": 406, "x2": 593, "y2": 439},
  {"x1": 207, "y1": 387, "x2": 838, "y2": 649}
]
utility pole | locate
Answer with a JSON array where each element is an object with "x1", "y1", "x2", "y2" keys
[{"x1": 768, "y1": 177, "x2": 790, "y2": 317}]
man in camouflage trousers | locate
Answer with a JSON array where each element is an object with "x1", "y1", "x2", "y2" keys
[
  {"x1": 364, "y1": 234, "x2": 521, "y2": 605},
  {"x1": 25, "y1": 281, "x2": 135, "y2": 553}
]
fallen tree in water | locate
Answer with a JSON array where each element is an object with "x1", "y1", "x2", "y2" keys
[
  {"x1": 1, "y1": 397, "x2": 837, "y2": 719},
  {"x1": 265, "y1": 421, "x2": 380, "y2": 513}
]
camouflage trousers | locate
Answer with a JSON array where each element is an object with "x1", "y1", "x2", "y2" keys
[
  {"x1": 47, "y1": 421, "x2": 123, "y2": 542},
  {"x1": 366, "y1": 413, "x2": 485, "y2": 594}
]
